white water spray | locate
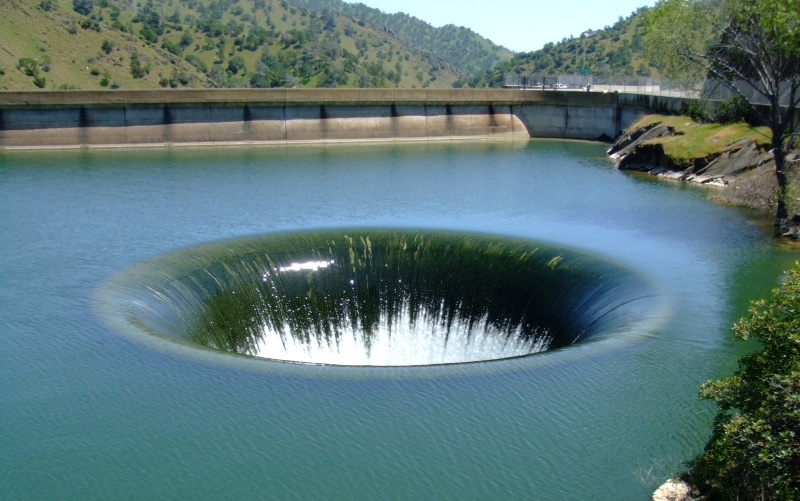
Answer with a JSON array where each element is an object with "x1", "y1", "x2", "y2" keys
[{"x1": 252, "y1": 305, "x2": 551, "y2": 366}]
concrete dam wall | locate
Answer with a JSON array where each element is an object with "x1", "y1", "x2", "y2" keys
[{"x1": 0, "y1": 89, "x2": 678, "y2": 149}]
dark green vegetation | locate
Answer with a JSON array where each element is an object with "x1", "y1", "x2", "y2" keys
[
  {"x1": 99, "y1": 230, "x2": 661, "y2": 364},
  {"x1": 0, "y1": 0, "x2": 461, "y2": 90},
  {"x1": 471, "y1": 7, "x2": 658, "y2": 88},
  {"x1": 281, "y1": 0, "x2": 514, "y2": 77},
  {"x1": 689, "y1": 263, "x2": 800, "y2": 501}
]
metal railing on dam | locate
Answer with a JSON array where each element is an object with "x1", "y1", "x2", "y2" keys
[
  {"x1": 0, "y1": 89, "x2": 677, "y2": 150},
  {"x1": 0, "y1": 88, "x2": 621, "y2": 106}
]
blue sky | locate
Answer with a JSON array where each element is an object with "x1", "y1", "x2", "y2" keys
[{"x1": 349, "y1": 0, "x2": 656, "y2": 53}]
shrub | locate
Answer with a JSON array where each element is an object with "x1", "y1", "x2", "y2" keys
[
  {"x1": 689, "y1": 263, "x2": 800, "y2": 500},
  {"x1": 129, "y1": 53, "x2": 148, "y2": 78},
  {"x1": 227, "y1": 55, "x2": 245, "y2": 74},
  {"x1": 100, "y1": 71, "x2": 110, "y2": 87},
  {"x1": 33, "y1": 75, "x2": 47, "y2": 88},
  {"x1": 17, "y1": 58, "x2": 38, "y2": 76},
  {"x1": 162, "y1": 38, "x2": 182, "y2": 56},
  {"x1": 39, "y1": 0, "x2": 58, "y2": 11},
  {"x1": 185, "y1": 54, "x2": 207, "y2": 73},
  {"x1": 72, "y1": 0, "x2": 94, "y2": 16},
  {"x1": 101, "y1": 39, "x2": 114, "y2": 54},
  {"x1": 716, "y1": 95, "x2": 752, "y2": 124},
  {"x1": 179, "y1": 31, "x2": 194, "y2": 48},
  {"x1": 140, "y1": 27, "x2": 159, "y2": 44}
]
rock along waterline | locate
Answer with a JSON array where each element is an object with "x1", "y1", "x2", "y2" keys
[{"x1": 94, "y1": 230, "x2": 665, "y2": 366}]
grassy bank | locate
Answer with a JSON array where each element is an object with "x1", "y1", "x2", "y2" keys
[
  {"x1": 629, "y1": 114, "x2": 771, "y2": 161},
  {"x1": 619, "y1": 114, "x2": 783, "y2": 213}
]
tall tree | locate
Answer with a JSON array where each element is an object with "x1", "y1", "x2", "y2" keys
[{"x1": 646, "y1": 0, "x2": 800, "y2": 233}]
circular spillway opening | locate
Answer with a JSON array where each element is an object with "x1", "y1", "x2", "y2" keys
[{"x1": 94, "y1": 230, "x2": 664, "y2": 366}]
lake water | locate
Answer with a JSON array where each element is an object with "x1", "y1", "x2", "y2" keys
[{"x1": 2, "y1": 139, "x2": 798, "y2": 500}]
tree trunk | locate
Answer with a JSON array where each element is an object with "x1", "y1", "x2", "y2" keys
[{"x1": 773, "y1": 141, "x2": 793, "y2": 235}]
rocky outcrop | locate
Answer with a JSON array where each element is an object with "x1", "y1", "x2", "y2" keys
[
  {"x1": 609, "y1": 122, "x2": 774, "y2": 187},
  {"x1": 652, "y1": 479, "x2": 697, "y2": 501},
  {"x1": 608, "y1": 122, "x2": 676, "y2": 160}
]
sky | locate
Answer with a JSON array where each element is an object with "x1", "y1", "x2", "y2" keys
[{"x1": 347, "y1": 0, "x2": 657, "y2": 53}]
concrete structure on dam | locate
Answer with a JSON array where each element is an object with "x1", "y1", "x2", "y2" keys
[{"x1": 0, "y1": 89, "x2": 687, "y2": 149}]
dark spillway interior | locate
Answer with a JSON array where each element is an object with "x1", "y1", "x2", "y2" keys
[{"x1": 96, "y1": 230, "x2": 662, "y2": 366}]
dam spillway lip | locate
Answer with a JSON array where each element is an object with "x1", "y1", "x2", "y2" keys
[{"x1": 92, "y1": 228, "x2": 671, "y2": 372}]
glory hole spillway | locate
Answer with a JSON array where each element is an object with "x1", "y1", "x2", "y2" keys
[
  {"x1": 5, "y1": 95, "x2": 797, "y2": 501},
  {"x1": 94, "y1": 230, "x2": 665, "y2": 366}
]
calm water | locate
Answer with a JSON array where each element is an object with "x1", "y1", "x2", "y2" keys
[{"x1": 1, "y1": 140, "x2": 798, "y2": 500}]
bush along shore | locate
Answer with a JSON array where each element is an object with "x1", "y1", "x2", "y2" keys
[{"x1": 608, "y1": 114, "x2": 800, "y2": 229}]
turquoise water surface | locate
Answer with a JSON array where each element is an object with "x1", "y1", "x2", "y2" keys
[{"x1": 1, "y1": 140, "x2": 798, "y2": 500}]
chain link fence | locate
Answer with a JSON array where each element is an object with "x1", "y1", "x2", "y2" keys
[{"x1": 504, "y1": 74, "x2": 792, "y2": 105}]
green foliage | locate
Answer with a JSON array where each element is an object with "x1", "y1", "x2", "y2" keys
[
  {"x1": 471, "y1": 7, "x2": 652, "y2": 87},
  {"x1": 715, "y1": 95, "x2": 751, "y2": 124},
  {"x1": 684, "y1": 100, "x2": 708, "y2": 123},
  {"x1": 644, "y1": 0, "x2": 714, "y2": 79},
  {"x1": 4, "y1": 0, "x2": 464, "y2": 90},
  {"x1": 39, "y1": 0, "x2": 58, "y2": 11},
  {"x1": 72, "y1": 0, "x2": 94, "y2": 16},
  {"x1": 227, "y1": 55, "x2": 246, "y2": 74},
  {"x1": 80, "y1": 13, "x2": 102, "y2": 31},
  {"x1": 683, "y1": 95, "x2": 752, "y2": 124},
  {"x1": 284, "y1": 0, "x2": 512, "y2": 75},
  {"x1": 129, "y1": 53, "x2": 149, "y2": 79},
  {"x1": 689, "y1": 263, "x2": 800, "y2": 500},
  {"x1": 185, "y1": 54, "x2": 208, "y2": 73},
  {"x1": 17, "y1": 58, "x2": 38, "y2": 77},
  {"x1": 162, "y1": 38, "x2": 183, "y2": 57},
  {"x1": 179, "y1": 31, "x2": 194, "y2": 48},
  {"x1": 99, "y1": 71, "x2": 110, "y2": 87},
  {"x1": 140, "y1": 27, "x2": 159, "y2": 44},
  {"x1": 33, "y1": 75, "x2": 46, "y2": 88}
]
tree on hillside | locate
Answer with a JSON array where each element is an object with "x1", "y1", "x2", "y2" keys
[
  {"x1": 688, "y1": 263, "x2": 800, "y2": 500},
  {"x1": 646, "y1": 0, "x2": 800, "y2": 234},
  {"x1": 72, "y1": 0, "x2": 94, "y2": 15}
]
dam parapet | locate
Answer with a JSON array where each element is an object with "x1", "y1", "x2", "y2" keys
[{"x1": 0, "y1": 89, "x2": 683, "y2": 149}]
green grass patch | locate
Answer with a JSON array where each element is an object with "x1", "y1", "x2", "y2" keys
[{"x1": 630, "y1": 114, "x2": 772, "y2": 160}]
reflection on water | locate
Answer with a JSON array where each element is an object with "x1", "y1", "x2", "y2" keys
[{"x1": 96, "y1": 230, "x2": 664, "y2": 366}]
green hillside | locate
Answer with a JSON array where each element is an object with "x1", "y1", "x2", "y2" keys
[
  {"x1": 471, "y1": 7, "x2": 660, "y2": 87},
  {"x1": 0, "y1": 0, "x2": 461, "y2": 90},
  {"x1": 281, "y1": 0, "x2": 515, "y2": 77}
]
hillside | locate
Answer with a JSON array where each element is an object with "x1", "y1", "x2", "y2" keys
[
  {"x1": 471, "y1": 7, "x2": 660, "y2": 87},
  {"x1": 281, "y1": 0, "x2": 515, "y2": 76},
  {"x1": 0, "y1": 0, "x2": 461, "y2": 90}
]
